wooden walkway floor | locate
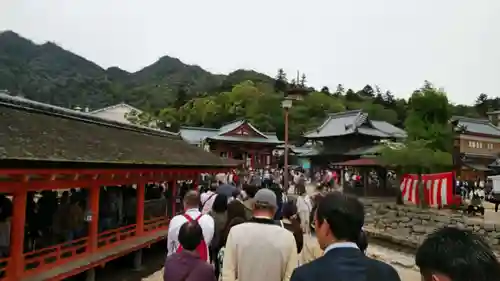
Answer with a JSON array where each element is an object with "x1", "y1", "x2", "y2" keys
[{"x1": 21, "y1": 230, "x2": 168, "y2": 281}]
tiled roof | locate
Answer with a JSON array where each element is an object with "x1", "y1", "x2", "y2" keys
[
  {"x1": 218, "y1": 120, "x2": 246, "y2": 135},
  {"x1": 304, "y1": 110, "x2": 406, "y2": 139},
  {"x1": 451, "y1": 116, "x2": 500, "y2": 137},
  {"x1": 371, "y1": 121, "x2": 407, "y2": 138},
  {"x1": 179, "y1": 127, "x2": 219, "y2": 145},
  {"x1": 344, "y1": 145, "x2": 385, "y2": 156},
  {"x1": 0, "y1": 95, "x2": 234, "y2": 167},
  {"x1": 179, "y1": 120, "x2": 281, "y2": 145}
]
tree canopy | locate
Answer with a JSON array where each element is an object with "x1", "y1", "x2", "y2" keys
[
  {"x1": 378, "y1": 81, "x2": 454, "y2": 174},
  {"x1": 377, "y1": 82, "x2": 454, "y2": 206}
]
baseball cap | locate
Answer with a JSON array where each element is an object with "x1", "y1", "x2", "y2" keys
[{"x1": 254, "y1": 188, "x2": 277, "y2": 208}]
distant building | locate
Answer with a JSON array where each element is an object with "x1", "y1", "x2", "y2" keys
[
  {"x1": 179, "y1": 120, "x2": 283, "y2": 169},
  {"x1": 451, "y1": 116, "x2": 500, "y2": 179},
  {"x1": 87, "y1": 103, "x2": 142, "y2": 125},
  {"x1": 302, "y1": 110, "x2": 406, "y2": 168}
]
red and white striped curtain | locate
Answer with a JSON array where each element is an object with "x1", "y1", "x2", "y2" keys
[{"x1": 400, "y1": 172, "x2": 455, "y2": 207}]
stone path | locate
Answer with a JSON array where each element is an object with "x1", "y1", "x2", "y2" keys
[
  {"x1": 132, "y1": 245, "x2": 421, "y2": 281},
  {"x1": 367, "y1": 244, "x2": 420, "y2": 281}
]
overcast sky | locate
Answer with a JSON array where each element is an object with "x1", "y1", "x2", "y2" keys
[{"x1": 1, "y1": 0, "x2": 499, "y2": 105}]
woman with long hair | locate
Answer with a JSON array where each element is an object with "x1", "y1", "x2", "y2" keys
[
  {"x1": 216, "y1": 216, "x2": 247, "y2": 280},
  {"x1": 299, "y1": 196, "x2": 323, "y2": 265},
  {"x1": 208, "y1": 194, "x2": 228, "y2": 269},
  {"x1": 281, "y1": 201, "x2": 304, "y2": 253},
  {"x1": 295, "y1": 183, "x2": 312, "y2": 234}
]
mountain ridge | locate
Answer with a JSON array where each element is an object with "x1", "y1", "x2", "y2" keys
[{"x1": 0, "y1": 30, "x2": 274, "y2": 111}]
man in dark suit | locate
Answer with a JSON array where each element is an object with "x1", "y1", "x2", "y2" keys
[{"x1": 290, "y1": 192, "x2": 401, "y2": 281}]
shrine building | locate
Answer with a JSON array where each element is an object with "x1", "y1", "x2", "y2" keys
[
  {"x1": 179, "y1": 120, "x2": 283, "y2": 169},
  {"x1": 302, "y1": 110, "x2": 407, "y2": 168}
]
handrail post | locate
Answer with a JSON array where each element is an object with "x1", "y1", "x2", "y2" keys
[
  {"x1": 171, "y1": 180, "x2": 177, "y2": 216},
  {"x1": 136, "y1": 183, "x2": 145, "y2": 235},
  {"x1": 88, "y1": 184, "x2": 100, "y2": 253},
  {"x1": 10, "y1": 189, "x2": 27, "y2": 280}
]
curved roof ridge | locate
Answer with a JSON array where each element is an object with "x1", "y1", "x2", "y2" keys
[
  {"x1": 328, "y1": 109, "x2": 362, "y2": 117},
  {"x1": 452, "y1": 115, "x2": 490, "y2": 124},
  {"x1": 180, "y1": 126, "x2": 219, "y2": 132},
  {"x1": 0, "y1": 94, "x2": 179, "y2": 139},
  {"x1": 219, "y1": 118, "x2": 245, "y2": 127}
]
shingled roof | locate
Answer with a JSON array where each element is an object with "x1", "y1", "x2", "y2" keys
[
  {"x1": 179, "y1": 120, "x2": 282, "y2": 145},
  {"x1": 304, "y1": 110, "x2": 406, "y2": 139},
  {"x1": 0, "y1": 95, "x2": 235, "y2": 167},
  {"x1": 451, "y1": 116, "x2": 500, "y2": 137}
]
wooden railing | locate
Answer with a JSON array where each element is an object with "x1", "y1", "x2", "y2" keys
[
  {"x1": 144, "y1": 217, "x2": 169, "y2": 232},
  {"x1": 0, "y1": 257, "x2": 10, "y2": 280},
  {"x1": 24, "y1": 236, "x2": 89, "y2": 274},
  {"x1": 18, "y1": 215, "x2": 170, "y2": 278},
  {"x1": 98, "y1": 224, "x2": 137, "y2": 249}
]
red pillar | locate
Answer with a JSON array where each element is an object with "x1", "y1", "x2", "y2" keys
[
  {"x1": 228, "y1": 150, "x2": 233, "y2": 159},
  {"x1": 10, "y1": 189, "x2": 27, "y2": 279},
  {"x1": 250, "y1": 153, "x2": 254, "y2": 169},
  {"x1": 136, "y1": 183, "x2": 145, "y2": 235},
  {"x1": 171, "y1": 180, "x2": 177, "y2": 217},
  {"x1": 88, "y1": 185, "x2": 100, "y2": 253}
]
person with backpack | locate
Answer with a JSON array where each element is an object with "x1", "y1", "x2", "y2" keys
[
  {"x1": 200, "y1": 184, "x2": 218, "y2": 214},
  {"x1": 164, "y1": 220, "x2": 217, "y2": 281},
  {"x1": 167, "y1": 190, "x2": 215, "y2": 262}
]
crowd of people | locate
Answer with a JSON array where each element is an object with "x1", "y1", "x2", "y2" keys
[
  {"x1": 163, "y1": 171, "x2": 500, "y2": 281},
  {"x1": 0, "y1": 182, "x2": 175, "y2": 258}
]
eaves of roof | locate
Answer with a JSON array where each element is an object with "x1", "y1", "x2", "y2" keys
[{"x1": 207, "y1": 135, "x2": 283, "y2": 144}]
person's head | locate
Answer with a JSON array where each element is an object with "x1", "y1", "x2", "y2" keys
[
  {"x1": 227, "y1": 200, "x2": 247, "y2": 222},
  {"x1": 209, "y1": 183, "x2": 218, "y2": 192},
  {"x1": 178, "y1": 220, "x2": 204, "y2": 251},
  {"x1": 316, "y1": 183, "x2": 324, "y2": 193},
  {"x1": 296, "y1": 183, "x2": 306, "y2": 196},
  {"x1": 231, "y1": 189, "x2": 241, "y2": 199},
  {"x1": 282, "y1": 201, "x2": 298, "y2": 220},
  {"x1": 252, "y1": 188, "x2": 277, "y2": 218},
  {"x1": 314, "y1": 192, "x2": 364, "y2": 250},
  {"x1": 416, "y1": 227, "x2": 500, "y2": 281},
  {"x1": 183, "y1": 190, "x2": 200, "y2": 211},
  {"x1": 243, "y1": 184, "x2": 258, "y2": 199},
  {"x1": 212, "y1": 194, "x2": 228, "y2": 213}
]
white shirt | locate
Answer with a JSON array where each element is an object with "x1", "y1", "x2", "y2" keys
[
  {"x1": 166, "y1": 208, "x2": 215, "y2": 261},
  {"x1": 296, "y1": 195, "x2": 312, "y2": 213},
  {"x1": 324, "y1": 242, "x2": 359, "y2": 255},
  {"x1": 200, "y1": 191, "x2": 217, "y2": 214}
]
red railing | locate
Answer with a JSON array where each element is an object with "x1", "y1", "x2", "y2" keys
[
  {"x1": 24, "y1": 236, "x2": 89, "y2": 274},
  {"x1": 144, "y1": 217, "x2": 169, "y2": 232},
  {"x1": 6, "y1": 216, "x2": 169, "y2": 279},
  {"x1": 0, "y1": 257, "x2": 10, "y2": 280},
  {"x1": 97, "y1": 224, "x2": 137, "y2": 249}
]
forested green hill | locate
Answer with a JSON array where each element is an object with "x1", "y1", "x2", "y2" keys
[{"x1": 0, "y1": 30, "x2": 497, "y2": 140}]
